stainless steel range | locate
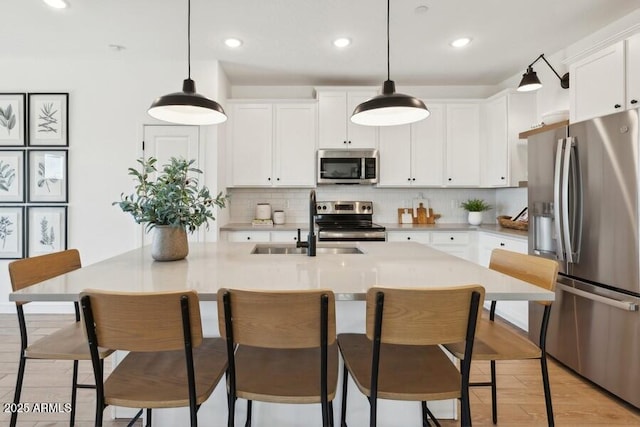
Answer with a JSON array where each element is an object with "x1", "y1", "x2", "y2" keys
[{"x1": 314, "y1": 201, "x2": 386, "y2": 242}]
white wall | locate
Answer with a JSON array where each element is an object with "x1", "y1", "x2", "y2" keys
[{"x1": 1, "y1": 56, "x2": 225, "y2": 312}]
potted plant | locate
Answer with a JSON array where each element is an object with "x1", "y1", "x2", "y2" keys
[
  {"x1": 114, "y1": 157, "x2": 228, "y2": 261},
  {"x1": 460, "y1": 198, "x2": 492, "y2": 226}
]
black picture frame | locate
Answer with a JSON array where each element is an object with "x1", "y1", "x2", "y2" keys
[
  {"x1": 28, "y1": 149, "x2": 68, "y2": 203},
  {"x1": 0, "y1": 93, "x2": 27, "y2": 147},
  {"x1": 0, "y1": 150, "x2": 25, "y2": 202},
  {"x1": 28, "y1": 92, "x2": 69, "y2": 147},
  {"x1": 0, "y1": 206, "x2": 24, "y2": 259},
  {"x1": 27, "y1": 205, "x2": 67, "y2": 257}
]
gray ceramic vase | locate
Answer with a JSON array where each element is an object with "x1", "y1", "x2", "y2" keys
[{"x1": 151, "y1": 225, "x2": 189, "y2": 261}]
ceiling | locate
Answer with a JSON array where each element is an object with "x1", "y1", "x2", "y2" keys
[{"x1": 6, "y1": 0, "x2": 640, "y2": 86}]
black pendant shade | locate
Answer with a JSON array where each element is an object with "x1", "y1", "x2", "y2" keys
[
  {"x1": 351, "y1": 80, "x2": 430, "y2": 126},
  {"x1": 517, "y1": 54, "x2": 569, "y2": 93},
  {"x1": 147, "y1": 0, "x2": 227, "y2": 125},
  {"x1": 351, "y1": 0, "x2": 429, "y2": 127}
]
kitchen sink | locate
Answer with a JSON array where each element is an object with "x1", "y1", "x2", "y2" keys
[{"x1": 251, "y1": 244, "x2": 363, "y2": 255}]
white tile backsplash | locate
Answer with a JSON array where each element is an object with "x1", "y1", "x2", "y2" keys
[{"x1": 228, "y1": 187, "x2": 526, "y2": 225}]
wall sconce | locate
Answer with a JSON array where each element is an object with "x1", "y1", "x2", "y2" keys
[{"x1": 517, "y1": 54, "x2": 569, "y2": 92}]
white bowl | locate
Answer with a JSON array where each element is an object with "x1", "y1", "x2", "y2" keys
[{"x1": 542, "y1": 110, "x2": 569, "y2": 124}]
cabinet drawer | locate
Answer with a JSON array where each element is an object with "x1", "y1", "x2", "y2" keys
[
  {"x1": 431, "y1": 232, "x2": 470, "y2": 245},
  {"x1": 270, "y1": 231, "x2": 300, "y2": 243},
  {"x1": 480, "y1": 233, "x2": 527, "y2": 253},
  {"x1": 386, "y1": 231, "x2": 430, "y2": 244},
  {"x1": 226, "y1": 231, "x2": 271, "y2": 242}
]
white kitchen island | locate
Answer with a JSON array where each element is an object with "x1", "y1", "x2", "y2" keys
[{"x1": 10, "y1": 242, "x2": 554, "y2": 426}]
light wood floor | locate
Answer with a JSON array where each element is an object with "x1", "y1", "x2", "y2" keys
[{"x1": 1, "y1": 313, "x2": 639, "y2": 426}]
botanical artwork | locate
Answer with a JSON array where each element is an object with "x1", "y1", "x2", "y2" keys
[
  {"x1": 0, "y1": 102, "x2": 18, "y2": 139},
  {"x1": 29, "y1": 150, "x2": 67, "y2": 202},
  {"x1": 0, "y1": 94, "x2": 25, "y2": 146},
  {"x1": 0, "y1": 214, "x2": 15, "y2": 250},
  {"x1": 0, "y1": 207, "x2": 22, "y2": 258},
  {"x1": 28, "y1": 207, "x2": 65, "y2": 256},
  {"x1": 35, "y1": 99, "x2": 61, "y2": 139},
  {"x1": 0, "y1": 157, "x2": 18, "y2": 195},
  {"x1": 28, "y1": 93, "x2": 68, "y2": 146}
]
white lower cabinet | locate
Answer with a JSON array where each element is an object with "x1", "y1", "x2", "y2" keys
[
  {"x1": 223, "y1": 230, "x2": 304, "y2": 243},
  {"x1": 429, "y1": 231, "x2": 473, "y2": 261},
  {"x1": 270, "y1": 231, "x2": 300, "y2": 243},
  {"x1": 478, "y1": 232, "x2": 529, "y2": 331}
]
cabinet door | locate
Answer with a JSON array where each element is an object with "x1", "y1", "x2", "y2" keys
[
  {"x1": 627, "y1": 33, "x2": 640, "y2": 110},
  {"x1": 346, "y1": 91, "x2": 378, "y2": 148},
  {"x1": 570, "y1": 41, "x2": 625, "y2": 123},
  {"x1": 226, "y1": 231, "x2": 271, "y2": 242},
  {"x1": 446, "y1": 104, "x2": 480, "y2": 186},
  {"x1": 412, "y1": 104, "x2": 445, "y2": 186},
  {"x1": 229, "y1": 104, "x2": 273, "y2": 186},
  {"x1": 481, "y1": 96, "x2": 508, "y2": 187},
  {"x1": 318, "y1": 92, "x2": 348, "y2": 148},
  {"x1": 378, "y1": 125, "x2": 412, "y2": 186},
  {"x1": 274, "y1": 103, "x2": 316, "y2": 187}
]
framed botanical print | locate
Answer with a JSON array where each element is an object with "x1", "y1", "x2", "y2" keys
[
  {"x1": 28, "y1": 93, "x2": 69, "y2": 147},
  {"x1": 0, "y1": 150, "x2": 25, "y2": 202},
  {"x1": 0, "y1": 206, "x2": 24, "y2": 259},
  {"x1": 27, "y1": 205, "x2": 67, "y2": 257},
  {"x1": 0, "y1": 93, "x2": 27, "y2": 147},
  {"x1": 28, "y1": 150, "x2": 68, "y2": 203}
]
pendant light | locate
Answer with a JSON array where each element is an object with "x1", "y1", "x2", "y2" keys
[
  {"x1": 351, "y1": 0, "x2": 429, "y2": 126},
  {"x1": 148, "y1": 0, "x2": 227, "y2": 125}
]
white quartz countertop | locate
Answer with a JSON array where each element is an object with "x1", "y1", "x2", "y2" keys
[{"x1": 10, "y1": 242, "x2": 550, "y2": 303}]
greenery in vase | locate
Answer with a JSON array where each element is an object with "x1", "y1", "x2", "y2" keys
[
  {"x1": 460, "y1": 198, "x2": 492, "y2": 212},
  {"x1": 114, "y1": 157, "x2": 228, "y2": 233}
]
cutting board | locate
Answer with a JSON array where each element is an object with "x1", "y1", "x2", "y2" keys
[{"x1": 397, "y1": 208, "x2": 414, "y2": 224}]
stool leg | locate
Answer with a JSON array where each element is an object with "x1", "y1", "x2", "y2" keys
[
  {"x1": 70, "y1": 360, "x2": 79, "y2": 426},
  {"x1": 10, "y1": 356, "x2": 27, "y2": 427},
  {"x1": 490, "y1": 360, "x2": 497, "y2": 424},
  {"x1": 244, "y1": 400, "x2": 252, "y2": 427},
  {"x1": 340, "y1": 366, "x2": 349, "y2": 427},
  {"x1": 541, "y1": 356, "x2": 554, "y2": 427}
]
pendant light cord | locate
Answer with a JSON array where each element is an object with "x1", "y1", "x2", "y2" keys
[
  {"x1": 386, "y1": 0, "x2": 390, "y2": 81},
  {"x1": 187, "y1": 0, "x2": 191, "y2": 80}
]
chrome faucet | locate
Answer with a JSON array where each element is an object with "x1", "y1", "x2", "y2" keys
[{"x1": 296, "y1": 190, "x2": 317, "y2": 256}]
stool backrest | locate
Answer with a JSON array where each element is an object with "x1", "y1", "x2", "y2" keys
[
  {"x1": 365, "y1": 285, "x2": 485, "y2": 345},
  {"x1": 489, "y1": 249, "x2": 559, "y2": 306},
  {"x1": 9, "y1": 249, "x2": 81, "y2": 293},
  {"x1": 217, "y1": 288, "x2": 336, "y2": 348},
  {"x1": 80, "y1": 289, "x2": 203, "y2": 351}
]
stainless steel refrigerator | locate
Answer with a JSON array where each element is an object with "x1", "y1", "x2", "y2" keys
[{"x1": 528, "y1": 109, "x2": 640, "y2": 408}]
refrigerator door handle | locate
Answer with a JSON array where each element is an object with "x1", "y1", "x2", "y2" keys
[
  {"x1": 553, "y1": 139, "x2": 566, "y2": 260},
  {"x1": 562, "y1": 137, "x2": 583, "y2": 263},
  {"x1": 557, "y1": 283, "x2": 639, "y2": 311}
]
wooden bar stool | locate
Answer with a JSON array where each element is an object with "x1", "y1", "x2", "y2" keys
[
  {"x1": 8, "y1": 249, "x2": 113, "y2": 427},
  {"x1": 338, "y1": 285, "x2": 484, "y2": 427},
  {"x1": 80, "y1": 289, "x2": 227, "y2": 427},
  {"x1": 218, "y1": 288, "x2": 338, "y2": 427},
  {"x1": 445, "y1": 249, "x2": 559, "y2": 426}
]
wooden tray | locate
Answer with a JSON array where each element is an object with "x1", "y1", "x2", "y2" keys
[{"x1": 497, "y1": 215, "x2": 528, "y2": 231}]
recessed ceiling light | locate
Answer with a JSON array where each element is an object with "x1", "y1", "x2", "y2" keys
[
  {"x1": 333, "y1": 38, "x2": 351, "y2": 48},
  {"x1": 108, "y1": 44, "x2": 126, "y2": 52},
  {"x1": 224, "y1": 38, "x2": 243, "y2": 48},
  {"x1": 450, "y1": 37, "x2": 472, "y2": 48},
  {"x1": 414, "y1": 5, "x2": 429, "y2": 14},
  {"x1": 43, "y1": 0, "x2": 68, "y2": 9}
]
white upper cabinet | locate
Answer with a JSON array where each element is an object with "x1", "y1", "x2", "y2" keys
[
  {"x1": 228, "y1": 101, "x2": 316, "y2": 187},
  {"x1": 229, "y1": 103, "x2": 273, "y2": 187},
  {"x1": 481, "y1": 90, "x2": 535, "y2": 187},
  {"x1": 446, "y1": 103, "x2": 480, "y2": 186},
  {"x1": 627, "y1": 32, "x2": 640, "y2": 110},
  {"x1": 378, "y1": 124, "x2": 412, "y2": 185},
  {"x1": 317, "y1": 89, "x2": 378, "y2": 149},
  {"x1": 570, "y1": 40, "x2": 625, "y2": 123},
  {"x1": 274, "y1": 103, "x2": 317, "y2": 186},
  {"x1": 412, "y1": 104, "x2": 446, "y2": 186}
]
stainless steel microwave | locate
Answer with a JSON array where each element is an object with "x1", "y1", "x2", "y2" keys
[{"x1": 317, "y1": 149, "x2": 378, "y2": 184}]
